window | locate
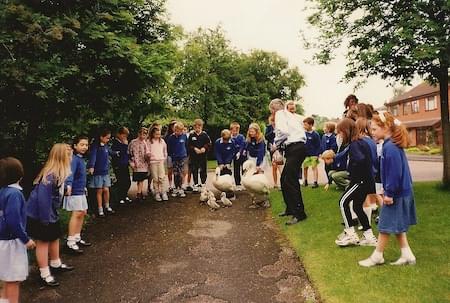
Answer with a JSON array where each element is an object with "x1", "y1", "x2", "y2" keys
[
  {"x1": 403, "y1": 102, "x2": 410, "y2": 115},
  {"x1": 426, "y1": 96, "x2": 437, "y2": 111},
  {"x1": 411, "y1": 100, "x2": 419, "y2": 113},
  {"x1": 391, "y1": 105, "x2": 399, "y2": 116}
]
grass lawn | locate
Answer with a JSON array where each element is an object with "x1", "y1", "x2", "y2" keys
[
  {"x1": 208, "y1": 159, "x2": 217, "y2": 170},
  {"x1": 270, "y1": 182, "x2": 450, "y2": 303}
]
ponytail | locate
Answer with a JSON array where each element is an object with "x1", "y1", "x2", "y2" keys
[{"x1": 372, "y1": 112, "x2": 410, "y2": 148}]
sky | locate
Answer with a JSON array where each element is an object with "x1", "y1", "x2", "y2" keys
[{"x1": 166, "y1": 0, "x2": 420, "y2": 118}]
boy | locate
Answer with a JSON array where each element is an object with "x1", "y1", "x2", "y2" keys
[
  {"x1": 167, "y1": 122, "x2": 188, "y2": 198},
  {"x1": 303, "y1": 117, "x2": 321, "y2": 188},
  {"x1": 230, "y1": 122, "x2": 246, "y2": 191},
  {"x1": 321, "y1": 147, "x2": 350, "y2": 191},
  {"x1": 320, "y1": 122, "x2": 337, "y2": 186},
  {"x1": 187, "y1": 119, "x2": 211, "y2": 192},
  {"x1": 214, "y1": 129, "x2": 236, "y2": 175}
]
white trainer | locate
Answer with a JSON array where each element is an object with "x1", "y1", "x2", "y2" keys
[
  {"x1": 161, "y1": 192, "x2": 169, "y2": 201},
  {"x1": 179, "y1": 189, "x2": 186, "y2": 197},
  {"x1": 192, "y1": 184, "x2": 199, "y2": 192},
  {"x1": 335, "y1": 232, "x2": 359, "y2": 247},
  {"x1": 358, "y1": 256, "x2": 385, "y2": 267},
  {"x1": 154, "y1": 193, "x2": 162, "y2": 202},
  {"x1": 171, "y1": 190, "x2": 178, "y2": 197}
]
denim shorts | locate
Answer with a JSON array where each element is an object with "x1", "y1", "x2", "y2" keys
[{"x1": 88, "y1": 174, "x2": 111, "y2": 188}]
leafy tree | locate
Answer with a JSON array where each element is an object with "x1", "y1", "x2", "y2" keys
[{"x1": 305, "y1": 0, "x2": 450, "y2": 185}]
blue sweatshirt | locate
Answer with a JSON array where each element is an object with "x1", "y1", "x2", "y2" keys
[
  {"x1": 111, "y1": 138, "x2": 129, "y2": 167},
  {"x1": 348, "y1": 139, "x2": 374, "y2": 185},
  {"x1": 167, "y1": 133, "x2": 188, "y2": 161},
  {"x1": 0, "y1": 185, "x2": 30, "y2": 244},
  {"x1": 215, "y1": 138, "x2": 237, "y2": 165},
  {"x1": 362, "y1": 136, "x2": 378, "y2": 177},
  {"x1": 244, "y1": 139, "x2": 266, "y2": 166},
  {"x1": 232, "y1": 134, "x2": 246, "y2": 156},
  {"x1": 65, "y1": 153, "x2": 87, "y2": 196},
  {"x1": 27, "y1": 175, "x2": 62, "y2": 224},
  {"x1": 321, "y1": 133, "x2": 337, "y2": 153},
  {"x1": 305, "y1": 130, "x2": 321, "y2": 157},
  {"x1": 381, "y1": 138, "x2": 413, "y2": 198},
  {"x1": 265, "y1": 125, "x2": 275, "y2": 151},
  {"x1": 87, "y1": 142, "x2": 112, "y2": 176}
]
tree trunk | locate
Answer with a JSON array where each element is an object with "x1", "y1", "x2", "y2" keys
[{"x1": 438, "y1": 67, "x2": 450, "y2": 186}]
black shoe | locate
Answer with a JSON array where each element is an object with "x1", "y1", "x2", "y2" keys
[
  {"x1": 303, "y1": 180, "x2": 308, "y2": 187},
  {"x1": 278, "y1": 212, "x2": 291, "y2": 217},
  {"x1": 65, "y1": 244, "x2": 83, "y2": 255},
  {"x1": 50, "y1": 263, "x2": 75, "y2": 274},
  {"x1": 40, "y1": 275, "x2": 60, "y2": 287},
  {"x1": 312, "y1": 182, "x2": 319, "y2": 188},
  {"x1": 185, "y1": 186, "x2": 193, "y2": 192},
  {"x1": 78, "y1": 239, "x2": 92, "y2": 247},
  {"x1": 286, "y1": 215, "x2": 307, "y2": 225}
]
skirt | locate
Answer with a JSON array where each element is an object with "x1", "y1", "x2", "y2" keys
[
  {"x1": 63, "y1": 195, "x2": 88, "y2": 211},
  {"x1": 378, "y1": 194, "x2": 417, "y2": 234},
  {"x1": 133, "y1": 172, "x2": 148, "y2": 182},
  {"x1": 27, "y1": 217, "x2": 61, "y2": 242},
  {"x1": 0, "y1": 239, "x2": 28, "y2": 281}
]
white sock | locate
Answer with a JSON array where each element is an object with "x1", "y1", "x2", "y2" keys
[
  {"x1": 401, "y1": 246, "x2": 415, "y2": 259},
  {"x1": 50, "y1": 258, "x2": 62, "y2": 268},
  {"x1": 105, "y1": 202, "x2": 110, "y2": 209},
  {"x1": 39, "y1": 266, "x2": 51, "y2": 278},
  {"x1": 67, "y1": 235, "x2": 77, "y2": 246},
  {"x1": 363, "y1": 229, "x2": 375, "y2": 238},
  {"x1": 98, "y1": 207, "x2": 104, "y2": 214},
  {"x1": 363, "y1": 206, "x2": 372, "y2": 225},
  {"x1": 372, "y1": 249, "x2": 383, "y2": 260},
  {"x1": 75, "y1": 233, "x2": 81, "y2": 242}
]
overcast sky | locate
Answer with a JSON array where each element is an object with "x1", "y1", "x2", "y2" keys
[{"x1": 166, "y1": 0, "x2": 420, "y2": 118}]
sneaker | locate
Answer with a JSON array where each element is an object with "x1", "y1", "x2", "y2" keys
[
  {"x1": 178, "y1": 189, "x2": 186, "y2": 197},
  {"x1": 125, "y1": 197, "x2": 132, "y2": 203},
  {"x1": 359, "y1": 233, "x2": 378, "y2": 246},
  {"x1": 161, "y1": 192, "x2": 169, "y2": 201},
  {"x1": 171, "y1": 190, "x2": 179, "y2": 197},
  {"x1": 119, "y1": 199, "x2": 126, "y2": 205},
  {"x1": 168, "y1": 186, "x2": 175, "y2": 193},
  {"x1": 390, "y1": 256, "x2": 416, "y2": 266},
  {"x1": 106, "y1": 207, "x2": 115, "y2": 215},
  {"x1": 335, "y1": 232, "x2": 359, "y2": 247},
  {"x1": 155, "y1": 193, "x2": 162, "y2": 202},
  {"x1": 192, "y1": 184, "x2": 200, "y2": 192},
  {"x1": 185, "y1": 185, "x2": 193, "y2": 192},
  {"x1": 98, "y1": 210, "x2": 105, "y2": 218}
]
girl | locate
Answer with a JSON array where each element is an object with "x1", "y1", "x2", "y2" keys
[
  {"x1": 334, "y1": 118, "x2": 377, "y2": 247},
  {"x1": 167, "y1": 122, "x2": 188, "y2": 198},
  {"x1": 359, "y1": 112, "x2": 416, "y2": 267},
  {"x1": 128, "y1": 127, "x2": 150, "y2": 201},
  {"x1": 0, "y1": 157, "x2": 35, "y2": 303},
  {"x1": 243, "y1": 123, "x2": 266, "y2": 173},
  {"x1": 64, "y1": 136, "x2": 91, "y2": 254},
  {"x1": 26, "y1": 144, "x2": 74, "y2": 287},
  {"x1": 111, "y1": 127, "x2": 132, "y2": 205},
  {"x1": 164, "y1": 120, "x2": 177, "y2": 192},
  {"x1": 148, "y1": 126, "x2": 169, "y2": 202},
  {"x1": 87, "y1": 129, "x2": 115, "y2": 217}
]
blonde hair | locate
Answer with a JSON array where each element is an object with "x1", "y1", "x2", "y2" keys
[
  {"x1": 193, "y1": 118, "x2": 204, "y2": 126},
  {"x1": 230, "y1": 122, "x2": 240, "y2": 131},
  {"x1": 322, "y1": 149, "x2": 336, "y2": 159},
  {"x1": 34, "y1": 143, "x2": 72, "y2": 186},
  {"x1": 372, "y1": 112, "x2": 409, "y2": 148},
  {"x1": 269, "y1": 98, "x2": 285, "y2": 112},
  {"x1": 246, "y1": 123, "x2": 263, "y2": 143},
  {"x1": 221, "y1": 129, "x2": 231, "y2": 140},
  {"x1": 174, "y1": 122, "x2": 184, "y2": 131}
]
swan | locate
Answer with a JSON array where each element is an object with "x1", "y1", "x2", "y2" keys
[
  {"x1": 241, "y1": 160, "x2": 271, "y2": 208},
  {"x1": 220, "y1": 192, "x2": 233, "y2": 207},
  {"x1": 206, "y1": 191, "x2": 221, "y2": 211},
  {"x1": 212, "y1": 166, "x2": 235, "y2": 193}
]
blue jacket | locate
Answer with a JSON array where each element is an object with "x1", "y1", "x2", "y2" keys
[
  {"x1": 111, "y1": 138, "x2": 129, "y2": 167},
  {"x1": 0, "y1": 185, "x2": 30, "y2": 244},
  {"x1": 26, "y1": 175, "x2": 62, "y2": 224},
  {"x1": 321, "y1": 133, "x2": 337, "y2": 153},
  {"x1": 381, "y1": 138, "x2": 413, "y2": 198},
  {"x1": 333, "y1": 144, "x2": 349, "y2": 171},
  {"x1": 167, "y1": 133, "x2": 188, "y2": 161},
  {"x1": 244, "y1": 139, "x2": 266, "y2": 166},
  {"x1": 65, "y1": 153, "x2": 87, "y2": 196},
  {"x1": 232, "y1": 134, "x2": 246, "y2": 156},
  {"x1": 305, "y1": 130, "x2": 321, "y2": 157},
  {"x1": 362, "y1": 136, "x2": 378, "y2": 177},
  {"x1": 87, "y1": 142, "x2": 112, "y2": 176},
  {"x1": 348, "y1": 139, "x2": 374, "y2": 185},
  {"x1": 215, "y1": 138, "x2": 237, "y2": 165}
]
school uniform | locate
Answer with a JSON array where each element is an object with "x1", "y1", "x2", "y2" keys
[
  {"x1": 111, "y1": 138, "x2": 131, "y2": 202},
  {"x1": 87, "y1": 142, "x2": 113, "y2": 188},
  {"x1": 328, "y1": 144, "x2": 350, "y2": 190},
  {"x1": 188, "y1": 131, "x2": 212, "y2": 185},
  {"x1": 64, "y1": 153, "x2": 88, "y2": 211},
  {"x1": 0, "y1": 184, "x2": 29, "y2": 281},
  {"x1": 26, "y1": 175, "x2": 63, "y2": 242},
  {"x1": 167, "y1": 133, "x2": 188, "y2": 188},
  {"x1": 321, "y1": 133, "x2": 337, "y2": 183},
  {"x1": 378, "y1": 139, "x2": 417, "y2": 234},
  {"x1": 243, "y1": 139, "x2": 266, "y2": 168},
  {"x1": 338, "y1": 139, "x2": 375, "y2": 231},
  {"x1": 303, "y1": 130, "x2": 321, "y2": 167},
  {"x1": 231, "y1": 133, "x2": 246, "y2": 186},
  {"x1": 215, "y1": 138, "x2": 237, "y2": 175}
]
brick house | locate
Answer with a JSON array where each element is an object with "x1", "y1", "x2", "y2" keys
[{"x1": 385, "y1": 82, "x2": 450, "y2": 146}]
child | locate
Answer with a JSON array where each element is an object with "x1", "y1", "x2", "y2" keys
[
  {"x1": 0, "y1": 157, "x2": 35, "y2": 303},
  {"x1": 359, "y1": 112, "x2": 417, "y2": 267},
  {"x1": 230, "y1": 122, "x2": 246, "y2": 190},
  {"x1": 167, "y1": 122, "x2": 188, "y2": 198},
  {"x1": 243, "y1": 123, "x2": 266, "y2": 172},
  {"x1": 303, "y1": 117, "x2": 321, "y2": 188},
  {"x1": 27, "y1": 144, "x2": 74, "y2": 287},
  {"x1": 184, "y1": 126, "x2": 193, "y2": 192},
  {"x1": 148, "y1": 126, "x2": 169, "y2": 202},
  {"x1": 334, "y1": 118, "x2": 377, "y2": 247},
  {"x1": 64, "y1": 136, "x2": 91, "y2": 254},
  {"x1": 188, "y1": 119, "x2": 211, "y2": 192},
  {"x1": 87, "y1": 129, "x2": 115, "y2": 218},
  {"x1": 111, "y1": 127, "x2": 132, "y2": 205},
  {"x1": 265, "y1": 116, "x2": 282, "y2": 188},
  {"x1": 321, "y1": 148, "x2": 350, "y2": 191},
  {"x1": 215, "y1": 129, "x2": 236, "y2": 175},
  {"x1": 285, "y1": 100, "x2": 296, "y2": 114},
  {"x1": 321, "y1": 122, "x2": 337, "y2": 186},
  {"x1": 164, "y1": 120, "x2": 177, "y2": 192},
  {"x1": 128, "y1": 127, "x2": 150, "y2": 201}
]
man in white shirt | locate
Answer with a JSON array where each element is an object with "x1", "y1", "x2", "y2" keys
[{"x1": 269, "y1": 99, "x2": 308, "y2": 225}]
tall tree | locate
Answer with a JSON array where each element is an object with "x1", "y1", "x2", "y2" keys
[{"x1": 305, "y1": 0, "x2": 450, "y2": 186}]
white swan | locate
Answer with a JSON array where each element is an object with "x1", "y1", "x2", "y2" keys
[
  {"x1": 242, "y1": 160, "x2": 271, "y2": 208},
  {"x1": 212, "y1": 166, "x2": 235, "y2": 193}
]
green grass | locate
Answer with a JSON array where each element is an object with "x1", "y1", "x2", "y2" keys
[
  {"x1": 270, "y1": 182, "x2": 450, "y2": 303},
  {"x1": 208, "y1": 160, "x2": 217, "y2": 170}
]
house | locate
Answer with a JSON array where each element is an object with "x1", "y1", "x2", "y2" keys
[{"x1": 385, "y1": 82, "x2": 450, "y2": 146}]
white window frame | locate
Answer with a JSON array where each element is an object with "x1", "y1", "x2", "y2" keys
[
  {"x1": 411, "y1": 100, "x2": 419, "y2": 113},
  {"x1": 425, "y1": 96, "x2": 437, "y2": 111}
]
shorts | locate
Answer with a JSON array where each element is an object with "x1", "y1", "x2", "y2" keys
[
  {"x1": 26, "y1": 217, "x2": 61, "y2": 242},
  {"x1": 0, "y1": 239, "x2": 28, "y2": 281},
  {"x1": 303, "y1": 156, "x2": 319, "y2": 168},
  {"x1": 63, "y1": 195, "x2": 88, "y2": 211},
  {"x1": 133, "y1": 172, "x2": 148, "y2": 182},
  {"x1": 166, "y1": 156, "x2": 173, "y2": 169},
  {"x1": 88, "y1": 174, "x2": 111, "y2": 188}
]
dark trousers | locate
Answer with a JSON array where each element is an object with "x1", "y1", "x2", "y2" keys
[
  {"x1": 281, "y1": 142, "x2": 307, "y2": 219},
  {"x1": 339, "y1": 182, "x2": 371, "y2": 231},
  {"x1": 191, "y1": 155, "x2": 207, "y2": 185},
  {"x1": 114, "y1": 165, "x2": 131, "y2": 201},
  {"x1": 233, "y1": 157, "x2": 244, "y2": 185}
]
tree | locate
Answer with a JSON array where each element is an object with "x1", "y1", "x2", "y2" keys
[{"x1": 305, "y1": 0, "x2": 450, "y2": 186}]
